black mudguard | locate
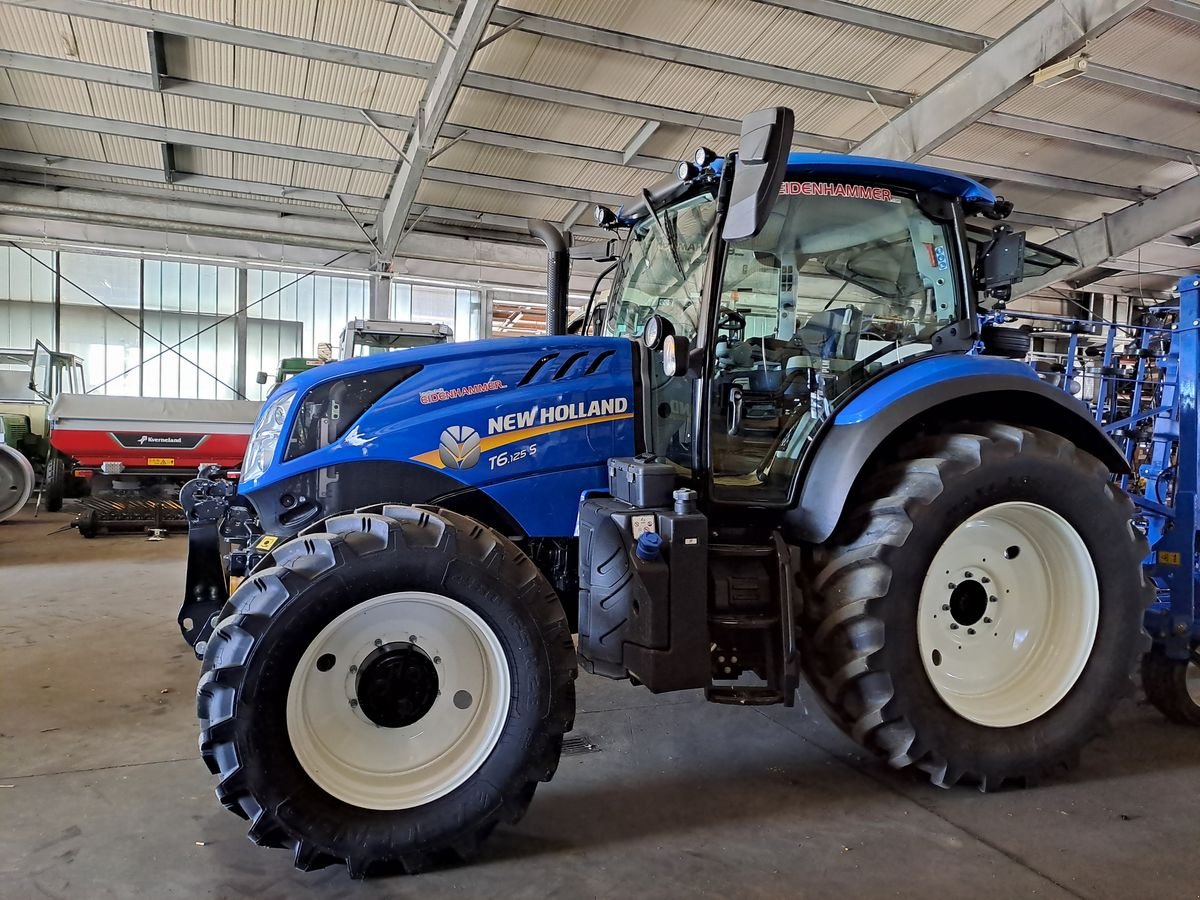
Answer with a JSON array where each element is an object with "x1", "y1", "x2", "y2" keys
[{"x1": 788, "y1": 370, "x2": 1129, "y2": 545}]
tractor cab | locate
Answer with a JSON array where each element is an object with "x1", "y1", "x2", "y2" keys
[{"x1": 592, "y1": 113, "x2": 1066, "y2": 516}]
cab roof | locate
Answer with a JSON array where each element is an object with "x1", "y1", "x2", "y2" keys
[{"x1": 710, "y1": 152, "x2": 995, "y2": 204}]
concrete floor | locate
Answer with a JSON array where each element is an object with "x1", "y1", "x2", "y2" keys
[{"x1": 2, "y1": 502, "x2": 1199, "y2": 899}]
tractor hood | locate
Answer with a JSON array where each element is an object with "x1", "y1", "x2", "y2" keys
[{"x1": 238, "y1": 335, "x2": 637, "y2": 536}]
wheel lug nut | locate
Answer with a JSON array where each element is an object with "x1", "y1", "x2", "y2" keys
[
  {"x1": 988, "y1": 595, "x2": 998, "y2": 603},
  {"x1": 409, "y1": 635, "x2": 418, "y2": 643},
  {"x1": 374, "y1": 638, "x2": 383, "y2": 647},
  {"x1": 349, "y1": 665, "x2": 357, "y2": 673},
  {"x1": 950, "y1": 623, "x2": 959, "y2": 630},
  {"x1": 981, "y1": 576, "x2": 990, "y2": 584},
  {"x1": 967, "y1": 628, "x2": 976, "y2": 636},
  {"x1": 349, "y1": 699, "x2": 358, "y2": 708},
  {"x1": 983, "y1": 617, "x2": 992, "y2": 625},
  {"x1": 942, "y1": 604, "x2": 950, "y2": 612},
  {"x1": 964, "y1": 571, "x2": 973, "y2": 578},
  {"x1": 948, "y1": 582, "x2": 956, "y2": 590}
]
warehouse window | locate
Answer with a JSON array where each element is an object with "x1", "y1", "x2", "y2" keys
[
  {"x1": 391, "y1": 282, "x2": 481, "y2": 340},
  {"x1": 0, "y1": 245, "x2": 56, "y2": 351}
]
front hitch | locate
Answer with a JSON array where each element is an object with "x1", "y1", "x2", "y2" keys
[{"x1": 179, "y1": 465, "x2": 236, "y2": 655}]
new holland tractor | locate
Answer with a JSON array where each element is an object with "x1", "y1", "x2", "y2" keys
[{"x1": 182, "y1": 108, "x2": 1150, "y2": 877}]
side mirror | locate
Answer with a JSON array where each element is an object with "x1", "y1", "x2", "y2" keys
[
  {"x1": 255, "y1": 371, "x2": 269, "y2": 385},
  {"x1": 722, "y1": 107, "x2": 795, "y2": 242},
  {"x1": 976, "y1": 225, "x2": 1026, "y2": 301}
]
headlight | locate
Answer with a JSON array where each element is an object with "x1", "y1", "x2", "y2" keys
[{"x1": 241, "y1": 390, "x2": 295, "y2": 483}]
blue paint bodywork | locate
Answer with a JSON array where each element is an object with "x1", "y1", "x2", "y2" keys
[
  {"x1": 715, "y1": 152, "x2": 995, "y2": 204},
  {"x1": 239, "y1": 335, "x2": 635, "y2": 537},
  {"x1": 834, "y1": 354, "x2": 1040, "y2": 426}
]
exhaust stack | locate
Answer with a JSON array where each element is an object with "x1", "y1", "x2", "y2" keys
[{"x1": 528, "y1": 220, "x2": 569, "y2": 336}]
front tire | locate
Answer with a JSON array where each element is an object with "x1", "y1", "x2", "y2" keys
[
  {"x1": 803, "y1": 423, "x2": 1150, "y2": 788},
  {"x1": 197, "y1": 504, "x2": 576, "y2": 876},
  {"x1": 43, "y1": 456, "x2": 65, "y2": 512}
]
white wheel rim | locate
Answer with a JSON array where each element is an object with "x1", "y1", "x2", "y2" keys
[
  {"x1": 287, "y1": 591, "x2": 510, "y2": 810},
  {"x1": 0, "y1": 445, "x2": 34, "y2": 522},
  {"x1": 1188, "y1": 660, "x2": 1200, "y2": 707},
  {"x1": 917, "y1": 501, "x2": 1100, "y2": 728}
]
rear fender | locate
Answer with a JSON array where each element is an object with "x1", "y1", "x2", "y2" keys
[{"x1": 788, "y1": 355, "x2": 1129, "y2": 544}]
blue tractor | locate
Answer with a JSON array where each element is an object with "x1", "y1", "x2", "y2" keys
[{"x1": 183, "y1": 108, "x2": 1150, "y2": 877}]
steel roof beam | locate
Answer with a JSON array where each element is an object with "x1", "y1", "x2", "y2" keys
[
  {"x1": 980, "y1": 110, "x2": 1200, "y2": 164},
  {"x1": 924, "y1": 154, "x2": 1153, "y2": 201},
  {"x1": 423, "y1": 167, "x2": 630, "y2": 207},
  {"x1": 477, "y1": 7, "x2": 913, "y2": 107},
  {"x1": 1083, "y1": 63, "x2": 1200, "y2": 110},
  {"x1": 0, "y1": 148, "x2": 383, "y2": 208},
  {"x1": 14, "y1": 0, "x2": 432, "y2": 78},
  {"x1": 1149, "y1": 0, "x2": 1200, "y2": 23},
  {"x1": 374, "y1": 0, "x2": 500, "y2": 258},
  {"x1": 0, "y1": 104, "x2": 397, "y2": 172},
  {"x1": 855, "y1": 0, "x2": 1150, "y2": 160},
  {"x1": 0, "y1": 51, "x2": 682, "y2": 172},
  {"x1": 1015, "y1": 174, "x2": 1200, "y2": 296},
  {"x1": 751, "y1": 0, "x2": 987, "y2": 52},
  {"x1": 0, "y1": 39, "x2": 857, "y2": 152}
]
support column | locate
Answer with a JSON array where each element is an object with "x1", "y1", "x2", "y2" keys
[
  {"x1": 371, "y1": 269, "x2": 391, "y2": 320},
  {"x1": 235, "y1": 267, "x2": 248, "y2": 399}
]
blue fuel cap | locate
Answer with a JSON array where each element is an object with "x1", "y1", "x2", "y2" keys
[{"x1": 635, "y1": 531, "x2": 662, "y2": 561}]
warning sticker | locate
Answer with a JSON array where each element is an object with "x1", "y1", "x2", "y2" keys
[{"x1": 780, "y1": 182, "x2": 893, "y2": 201}]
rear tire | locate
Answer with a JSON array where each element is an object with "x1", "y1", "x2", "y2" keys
[
  {"x1": 1141, "y1": 647, "x2": 1200, "y2": 725},
  {"x1": 197, "y1": 504, "x2": 576, "y2": 877},
  {"x1": 43, "y1": 456, "x2": 65, "y2": 512},
  {"x1": 803, "y1": 423, "x2": 1150, "y2": 788}
]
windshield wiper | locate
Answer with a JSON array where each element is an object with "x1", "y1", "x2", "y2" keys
[{"x1": 642, "y1": 189, "x2": 690, "y2": 292}]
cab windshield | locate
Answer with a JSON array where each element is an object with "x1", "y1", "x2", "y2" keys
[{"x1": 601, "y1": 193, "x2": 717, "y2": 342}]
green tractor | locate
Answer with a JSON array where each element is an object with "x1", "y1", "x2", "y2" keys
[
  {"x1": 0, "y1": 342, "x2": 87, "y2": 520},
  {"x1": 257, "y1": 320, "x2": 454, "y2": 394}
]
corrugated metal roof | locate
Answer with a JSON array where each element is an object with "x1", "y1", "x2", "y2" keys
[
  {"x1": 25, "y1": 123, "x2": 106, "y2": 161},
  {"x1": 5, "y1": 71, "x2": 93, "y2": 115},
  {"x1": 347, "y1": 169, "x2": 392, "y2": 198},
  {"x1": 940, "y1": 122, "x2": 1190, "y2": 192},
  {"x1": 233, "y1": 106, "x2": 301, "y2": 144},
  {"x1": 182, "y1": 146, "x2": 234, "y2": 178},
  {"x1": 231, "y1": 152, "x2": 294, "y2": 186},
  {"x1": 0, "y1": 120, "x2": 37, "y2": 153},
  {"x1": 232, "y1": 46, "x2": 310, "y2": 95},
  {"x1": 68, "y1": 16, "x2": 150, "y2": 72},
  {"x1": 313, "y1": 0, "x2": 398, "y2": 53},
  {"x1": 295, "y1": 116, "x2": 369, "y2": 154},
  {"x1": 0, "y1": 5, "x2": 76, "y2": 60},
  {"x1": 0, "y1": 0, "x2": 1197, "y2": 292},
  {"x1": 170, "y1": 37, "x2": 234, "y2": 82},
  {"x1": 1087, "y1": 7, "x2": 1200, "y2": 89},
  {"x1": 0, "y1": 71, "x2": 18, "y2": 106},
  {"x1": 151, "y1": 0, "x2": 235, "y2": 23},
  {"x1": 101, "y1": 134, "x2": 161, "y2": 168},
  {"x1": 235, "y1": 0, "x2": 319, "y2": 38},
  {"x1": 292, "y1": 160, "x2": 354, "y2": 192},
  {"x1": 88, "y1": 82, "x2": 167, "y2": 126},
  {"x1": 162, "y1": 94, "x2": 234, "y2": 134}
]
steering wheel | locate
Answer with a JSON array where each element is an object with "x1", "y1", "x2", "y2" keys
[{"x1": 716, "y1": 307, "x2": 746, "y2": 333}]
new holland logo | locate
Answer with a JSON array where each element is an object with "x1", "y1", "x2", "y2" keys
[{"x1": 438, "y1": 425, "x2": 481, "y2": 469}]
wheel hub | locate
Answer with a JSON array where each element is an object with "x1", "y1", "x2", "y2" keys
[
  {"x1": 286, "y1": 591, "x2": 511, "y2": 810},
  {"x1": 917, "y1": 502, "x2": 1100, "y2": 728},
  {"x1": 355, "y1": 642, "x2": 440, "y2": 728},
  {"x1": 948, "y1": 579, "x2": 989, "y2": 628}
]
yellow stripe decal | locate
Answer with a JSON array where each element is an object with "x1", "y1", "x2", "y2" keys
[{"x1": 411, "y1": 412, "x2": 634, "y2": 469}]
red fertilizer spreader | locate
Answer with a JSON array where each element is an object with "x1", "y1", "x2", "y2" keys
[{"x1": 48, "y1": 394, "x2": 262, "y2": 537}]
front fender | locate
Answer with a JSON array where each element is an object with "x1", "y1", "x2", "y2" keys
[{"x1": 788, "y1": 355, "x2": 1129, "y2": 544}]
